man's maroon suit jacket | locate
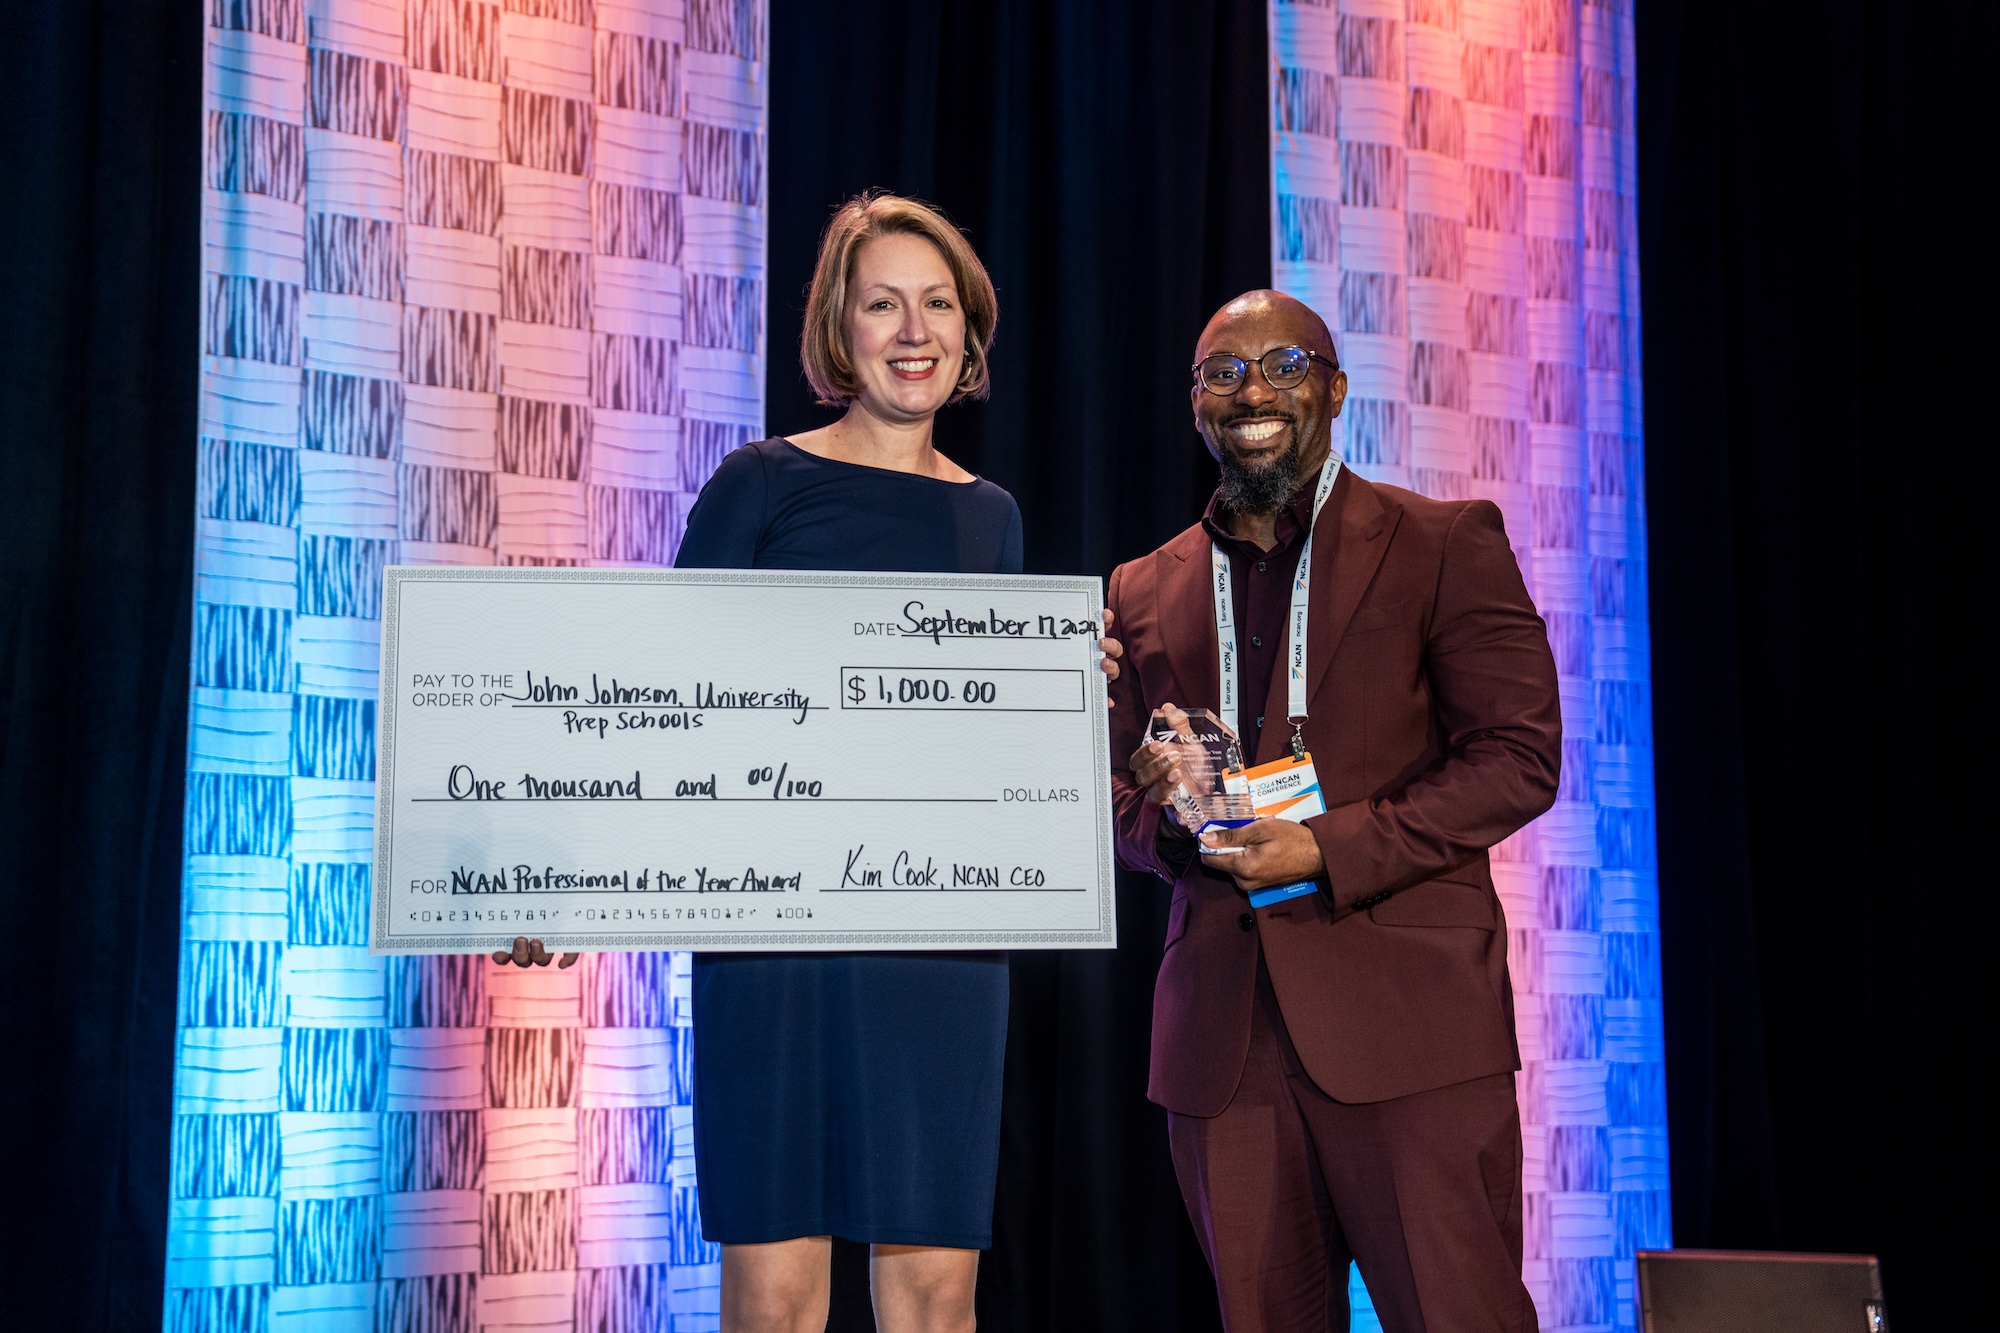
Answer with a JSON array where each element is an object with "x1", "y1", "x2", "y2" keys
[{"x1": 1107, "y1": 467, "x2": 1562, "y2": 1116}]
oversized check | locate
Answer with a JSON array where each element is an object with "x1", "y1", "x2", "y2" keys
[{"x1": 372, "y1": 568, "x2": 1116, "y2": 953}]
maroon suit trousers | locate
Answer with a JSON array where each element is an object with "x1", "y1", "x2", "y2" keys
[{"x1": 1168, "y1": 962, "x2": 1538, "y2": 1333}]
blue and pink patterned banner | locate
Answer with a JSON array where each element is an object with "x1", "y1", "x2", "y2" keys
[
  {"x1": 172, "y1": 1, "x2": 764, "y2": 1328},
  {"x1": 1268, "y1": 0, "x2": 1666, "y2": 1329}
]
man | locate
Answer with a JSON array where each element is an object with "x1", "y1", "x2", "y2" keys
[{"x1": 1108, "y1": 290, "x2": 1560, "y2": 1332}]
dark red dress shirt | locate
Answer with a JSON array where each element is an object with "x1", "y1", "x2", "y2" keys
[{"x1": 1198, "y1": 478, "x2": 1322, "y2": 760}]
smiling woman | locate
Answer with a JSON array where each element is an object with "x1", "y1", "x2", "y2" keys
[
  {"x1": 799, "y1": 192, "x2": 999, "y2": 417},
  {"x1": 493, "y1": 193, "x2": 1121, "y2": 1331},
  {"x1": 664, "y1": 193, "x2": 1120, "y2": 1333}
]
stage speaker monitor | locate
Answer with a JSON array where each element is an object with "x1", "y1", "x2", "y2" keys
[{"x1": 1637, "y1": 1250, "x2": 1886, "y2": 1333}]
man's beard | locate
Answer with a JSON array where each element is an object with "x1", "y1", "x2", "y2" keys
[{"x1": 1209, "y1": 416, "x2": 1306, "y2": 517}]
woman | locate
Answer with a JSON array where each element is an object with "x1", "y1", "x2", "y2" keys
[
  {"x1": 499, "y1": 192, "x2": 1120, "y2": 1329},
  {"x1": 673, "y1": 193, "x2": 1101, "y2": 1333}
]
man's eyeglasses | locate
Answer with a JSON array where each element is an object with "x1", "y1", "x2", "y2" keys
[{"x1": 1192, "y1": 346, "x2": 1338, "y2": 396}]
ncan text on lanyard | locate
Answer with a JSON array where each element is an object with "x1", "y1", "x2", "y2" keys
[{"x1": 1209, "y1": 452, "x2": 1343, "y2": 760}]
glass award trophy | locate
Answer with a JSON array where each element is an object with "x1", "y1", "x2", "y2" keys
[{"x1": 1147, "y1": 707, "x2": 1257, "y2": 834}]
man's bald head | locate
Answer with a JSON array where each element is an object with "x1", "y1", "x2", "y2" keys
[
  {"x1": 1195, "y1": 290, "x2": 1339, "y2": 365},
  {"x1": 1188, "y1": 290, "x2": 1348, "y2": 522}
]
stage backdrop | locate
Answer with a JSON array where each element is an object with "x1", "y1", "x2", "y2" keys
[
  {"x1": 170, "y1": 1, "x2": 764, "y2": 1328},
  {"x1": 1269, "y1": 0, "x2": 1666, "y2": 1329}
]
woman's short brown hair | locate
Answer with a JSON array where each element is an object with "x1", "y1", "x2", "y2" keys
[{"x1": 800, "y1": 192, "x2": 999, "y2": 407}]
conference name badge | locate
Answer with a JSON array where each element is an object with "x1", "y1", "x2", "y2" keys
[
  {"x1": 1234, "y1": 752, "x2": 1325, "y2": 822},
  {"x1": 1230, "y1": 751, "x2": 1328, "y2": 911}
]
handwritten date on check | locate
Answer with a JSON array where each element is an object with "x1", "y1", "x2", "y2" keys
[{"x1": 372, "y1": 568, "x2": 1117, "y2": 954}]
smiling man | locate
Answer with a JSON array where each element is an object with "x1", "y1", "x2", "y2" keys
[{"x1": 1107, "y1": 291, "x2": 1562, "y2": 1332}]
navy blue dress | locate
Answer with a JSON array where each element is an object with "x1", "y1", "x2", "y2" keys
[{"x1": 674, "y1": 438, "x2": 1021, "y2": 1248}]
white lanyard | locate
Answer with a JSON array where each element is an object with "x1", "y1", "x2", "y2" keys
[{"x1": 1211, "y1": 453, "x2": 1343, "y2": 757}]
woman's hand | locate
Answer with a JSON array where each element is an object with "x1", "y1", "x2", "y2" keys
[
  {"x1": 492, "y1": 936, "x2": 580, "y2": 969},
  {"x1": 1098, "y1": 608, "x2": 1123, "y2": 707}
]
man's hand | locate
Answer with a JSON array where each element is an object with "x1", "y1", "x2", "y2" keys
[
  {"x1": 1097, "y1": 607, "x2": 1123, "y2": 708},
  {"x1": 1198, "y1": 818, "x2": 1325, "y2": 893},
  {"x1": 1129, "y1": 703, "x2": 1195, "y2": 828},
  {"x1": 493, "y1": 936, "x2": 580, "y2": 969}
]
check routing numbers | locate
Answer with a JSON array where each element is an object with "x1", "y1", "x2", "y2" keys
[{"x1": 371, "y1": 569, "x2": 1118, "y2": 954}]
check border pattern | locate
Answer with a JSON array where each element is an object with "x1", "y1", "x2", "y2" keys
[{"x1": 368, "y1": 568, "x2": 1117, "y2": 953}]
